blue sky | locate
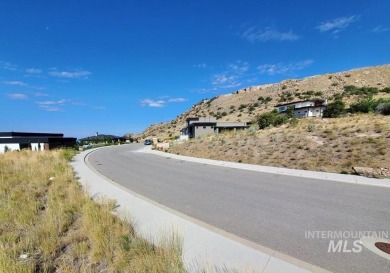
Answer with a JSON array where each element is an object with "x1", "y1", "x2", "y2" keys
[{"x1": 1, "y1": 0, "x2": 389, "y2": 138}]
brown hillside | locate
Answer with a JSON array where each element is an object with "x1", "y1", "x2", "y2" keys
[{"x1": 136, "y1": 64, "x2": 390, "y2": 140}]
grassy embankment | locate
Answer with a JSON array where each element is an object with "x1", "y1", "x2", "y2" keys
[
  {"x1": 169, "y1": 113, "x2": 390, "y2": 177},
  {"x1": 0, "y1": 149, "x2": 184, "y2": 273}
]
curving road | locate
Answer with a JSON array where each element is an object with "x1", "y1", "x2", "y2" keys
[{"x1": 88, "y1": 144, "x2": 390, "y2": 273}]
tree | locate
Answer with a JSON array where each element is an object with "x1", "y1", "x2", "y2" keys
[
  {"x1": 323, "y1": 100, "x2": 345, "y2": 118},
  {"x1": 349, "y1": 96, "x2": 390, "y2": 114},
  {"x1": 258, "y1": 110, "x2": 289, "y2": 129}
]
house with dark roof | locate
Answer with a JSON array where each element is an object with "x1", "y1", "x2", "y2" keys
[
  {"x1": 181, "y1": 117, "x2": 250, "y2": 139},
  {"x1": 0, "y1": 132, "x2": 76, "y2": 153},
  {"x1": 275, "y1": 99, "x2": 327, "y2": 118}
]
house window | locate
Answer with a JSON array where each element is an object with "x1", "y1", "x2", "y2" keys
[{"x1": 279, "y1": 106, "x2": 287, "y2": 112}]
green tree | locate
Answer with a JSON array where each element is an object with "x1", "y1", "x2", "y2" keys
[
  {"x1": 323, "y1": 100, "x2": 345, "y2": 118},
  {"x1": 258, "y1": 110, "x2": 289, "y2": 129},
  {"x1": 349, "y1": 96, "x2": 390, "y2": 114}
]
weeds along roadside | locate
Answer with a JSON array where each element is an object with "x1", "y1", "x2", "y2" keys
[{"x1": 0, "y1": 149, "x2": 185, "y2": 273}]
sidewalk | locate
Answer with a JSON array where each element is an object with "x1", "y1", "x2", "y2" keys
[
  {"x1": 72, "y1": 147, "x2": 332, "y2": 273},
  {"x1": 139, "y1": 146, "x2": 390, "y2": 188}
]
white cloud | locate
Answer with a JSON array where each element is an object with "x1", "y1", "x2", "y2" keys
[
  {"x1": 241, "y1": 27, "x2": 300, "y2": 42},
  {"x1": 72, "y1": 101, "x2": 86, "y2": 106},
  {"x1": 36, "y1": 99, "x2": 68, "y2": 106},
  {"x1": 34, "y1": 92, "x2": 49, "y2": 97},
  {"x1": 168, "y1": 98, "x2": 187, "y2": 103},
  {"x1": 49, "y1": 70, "x2": 92, "y2": 79},
  {"x1": 92, "y1": 106, "x2": 106, "y2": 110},
  {"x1": 211, "y1": 61, "x2": 249, "y2": 90},
  {"x1": 36, "y1": 99, "x2": 69, "y2": 111},
  {"x1": 373, "y1": 25, "x2": 389, "y2": 33},
  {"x1": 140, "y1": 97, "x2": 187, "y2": 107},
  {"x1": 3, "y1": 80, "x2": 28, "y2": 87},
  {"x1": 26, "y1": 68, "x2": 42, "y2": 74},
  {"x1": 258, "y1": 60, "x2": 314, "y2": 75},
  {"x1": 316, "y1": 15, "x2": 359, "y2": 34},
  {"x1": 38, "y1": 105, "x2": 61, "y2": 112},
  {"x1": 0, "y1": 61, "x2": 18, "y2": 71},
  {"x1": 194, "y1": 63, "x2": 207, "y2": 68},
  {"x1": 193, "y1": 88, "x2": 211, "y2": 94},
  {"x1": 140, "y1": 99, "x2": 166, "y2": 107},
  {"x1": 6, "y1": 93, "x2": 28, "y2": 100}
]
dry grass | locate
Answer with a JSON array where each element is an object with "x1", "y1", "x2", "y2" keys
[
  {"x1": 169, "y1": 113, "x2": 390, "y2": 177},
  {"x1": 0, "y1": 150, "x2": 185, "y2": 273}
]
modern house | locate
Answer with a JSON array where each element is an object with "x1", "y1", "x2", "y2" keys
[
  {"x1": 181, "y1": 117, "x2": 250, "y2": 139},
  {"x1": 0, "y1": 132, "x2": 76, "y2": 153},
  {"x1": 275, "y1": 99, "x2": 327, "y2": 118}
]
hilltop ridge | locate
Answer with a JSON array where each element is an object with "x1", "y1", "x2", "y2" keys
[{"x1": 136, "y1": 64, "x2": 390, "y2": 140}]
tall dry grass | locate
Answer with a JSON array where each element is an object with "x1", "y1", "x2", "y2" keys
[
  {"x1": 169, "y1": 113, "x2": 390, "y2": 177},
  {"x1": 0, "y1": 150, "x2": 185, "y2": 273}
]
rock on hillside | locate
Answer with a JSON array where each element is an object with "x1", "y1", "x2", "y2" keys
[{"x1": 136, "y1": 64, "x2": 390, "y2": 140}]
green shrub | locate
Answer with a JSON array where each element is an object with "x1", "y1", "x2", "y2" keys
[
  {"x1": 307, "y1": 124, "x2": 316, "y2": 132},
  {"x1": 349, "y1": 96, "x2": 390, "y2": 113},
  {"x1": 258, "y1": 110, "x2": 289, "y2": 129},
  {"x1": 289, "y1": 118, "x2": 299, "y2": 127},
  {"x1": 323, "y1": 100, "x2": 345, "y2": 118},
  {"x1": 238, "y1": 104, "x2": 247, "y2": 110},
  {"x1": 343, "y1": 85, "x2": 379, "y2": 96}
]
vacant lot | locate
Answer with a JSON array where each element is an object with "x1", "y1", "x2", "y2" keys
[
  {"x1": 0, "y1": 150, "x2": 184, "y2": 273},
  {"x1": 169, "y1": 114, "x2": 390, "y2": 177}
]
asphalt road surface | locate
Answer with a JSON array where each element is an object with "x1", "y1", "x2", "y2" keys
[{"x1": 88, "y1": 144, "x2": 390, "y2": 273}]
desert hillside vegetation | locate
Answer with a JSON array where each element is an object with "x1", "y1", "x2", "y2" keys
[
  {"x1": 0, "y1": 150, "x2": 184, "y2": 273},
  {"x1": 168, "y1": 113, "x2": 390, "y2": 178},
  {"x1": 136, "y1": 64, "x2": 390, "y2": 140}
]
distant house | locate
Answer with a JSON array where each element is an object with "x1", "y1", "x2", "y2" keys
[
  {"x1": 0, "y1": 132, "x2": 76, "y2": 153},
  {"x1": 181, "y1": 117, "x2": 250, "y2": 139},
  {"x1": 275, "y1": 99, "x2": 327, "y2": 118}
]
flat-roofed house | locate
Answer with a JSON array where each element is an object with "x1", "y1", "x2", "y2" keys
[
  {"x1": 275, "y1": 99, "x2": 327, "y2": 118},
  {"x1": 0, "y1": 132, "x2": 76, "y2": 153},
  {"x1": 181, "y1": 117, "x2": 250, "y2": 139}
]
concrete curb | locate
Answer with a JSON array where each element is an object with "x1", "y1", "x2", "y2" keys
[
  {"x1": 140, "y1": 147, "x2": 390, "y2": 188},
  {"x1": 71, "y1": 147, "x2": 331, "y2": 273}
]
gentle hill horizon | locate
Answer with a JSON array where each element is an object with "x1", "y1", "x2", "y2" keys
[{"x1": 135, "y1": 63, "x2": 390, "y2": 140}]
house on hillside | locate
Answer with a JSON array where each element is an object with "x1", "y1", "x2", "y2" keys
[
  {"x1": 0, "y1": 132, "x2": 76, "y2": 153},
  {"x1": 275, "y1": 99, "x2": 327, "y2": 118},
  {"x1": 181, "y1": 117, "x2": 250, "y2": 139}
]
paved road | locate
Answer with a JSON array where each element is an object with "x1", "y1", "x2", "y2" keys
[{"x1": 88, "y1": 144, "x2": 390, "y2": 273}]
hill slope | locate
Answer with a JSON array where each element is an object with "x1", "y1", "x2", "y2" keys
[{"x1": 137, "y1": 64, "x2": 390, "y2": 140}]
